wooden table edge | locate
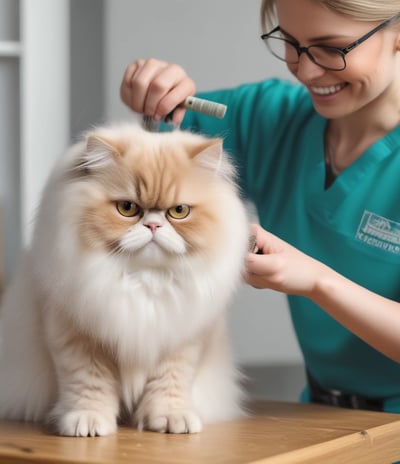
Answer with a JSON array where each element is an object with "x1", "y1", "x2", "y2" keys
[{"x1": 248, "y1": 420, "x2": 400, "y2": 464}]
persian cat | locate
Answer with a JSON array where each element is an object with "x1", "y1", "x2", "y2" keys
[{"x1": 0, "y1": 123, "x2": 250, "y2": 436}]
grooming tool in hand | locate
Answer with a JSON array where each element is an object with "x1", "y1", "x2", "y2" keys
[
  {"x1": 143, "y1": 96, "x2": 227, "y2": 131},
  {"x1": 182, "y1": 96, "x2": 227, "y2": 119}
]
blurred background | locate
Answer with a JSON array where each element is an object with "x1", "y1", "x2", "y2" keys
[{"x1": 0, "y1": 0, "x2": 304, "y2": 401}]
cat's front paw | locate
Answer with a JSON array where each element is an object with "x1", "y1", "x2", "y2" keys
[
  {"x1": 137, "y1": 408, "x2": 203, "y2": 434},
  {"x1": 53, "y1": 409, "x2": 117, "y2": 437}
]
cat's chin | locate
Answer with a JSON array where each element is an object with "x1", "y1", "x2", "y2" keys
[{"x1": 132, "y1": 241, "x2": 178, "y2": 264}]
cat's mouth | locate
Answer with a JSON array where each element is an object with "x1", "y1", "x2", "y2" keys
[
  {"x1": 144, "y1": 239, "x2": 161, "y2": 250},
  {"x1": 116, "y1": 239, "x2": 161, "y2": 255},
  {"x1": 142, "y1": 238, "x2": 185, "y2": 256},
  {"x1": 136, "y1": 237, "x2": 187, "y2": 258},
  {"x1": 115, "y1": 228, "x2": 187, "y2": 257}
]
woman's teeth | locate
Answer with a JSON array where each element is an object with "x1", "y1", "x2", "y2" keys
[{"x1": 310, "y1": 84, "x2": 346, "y2": 95}]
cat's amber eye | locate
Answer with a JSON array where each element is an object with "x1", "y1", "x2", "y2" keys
[
  {"x1": 167, "y1": 204, "x2": 191, "y2": 220},
  {"x1": 116, "y1": 201, "x2": 140, "y2": 217}
]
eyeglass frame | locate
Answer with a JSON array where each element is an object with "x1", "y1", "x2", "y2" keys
[{"x1": 260, "y1": 13, "x2": 400, "y2": 71}]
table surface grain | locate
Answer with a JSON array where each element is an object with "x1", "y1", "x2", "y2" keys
[{"x1": 0, "y1": 401, "x2": 399, "y2": 464}]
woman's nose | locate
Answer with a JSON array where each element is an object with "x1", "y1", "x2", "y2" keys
[{"x1": 292, "y1": 53, "x2": 326, "y2": 81}]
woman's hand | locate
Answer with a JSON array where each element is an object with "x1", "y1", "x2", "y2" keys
[
  {"x1": 246, "y1": 224, "x2": 400, "y2": 362},
  {"x1": 120, "y1": 58, "x2": 196, "y2": 126},
  {"x1": 245, "y1": 224, "x2": 323, "y2": 296}
]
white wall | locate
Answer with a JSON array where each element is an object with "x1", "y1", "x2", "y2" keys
[
  {"x1": 104, "y1": 0, "x2": 302, "y2": 367},
  {"x1": 70, "y1": 0, "x2": 104, "y2": 139},
  {"x1": 19, "y1": 0, "x2": 70, "y2": 244}
]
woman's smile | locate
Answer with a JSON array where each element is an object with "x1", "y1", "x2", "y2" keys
[{"x1": 309, "y1": 83, "x2": 348, "y2": 96}]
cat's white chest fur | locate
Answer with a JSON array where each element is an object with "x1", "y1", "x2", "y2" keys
[
  {"x1": 70, "y1": 256, "x2": 228, "y2": 368},
  {"x1": 122, "y1": 267, "x2": 174, "y2": 296}
]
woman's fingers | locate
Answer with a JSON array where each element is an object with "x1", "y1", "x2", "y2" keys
[{"x1": 120, "y1": 59, "x2": 196, "y2": 124}]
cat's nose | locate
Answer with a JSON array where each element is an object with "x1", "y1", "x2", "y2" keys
[{"x1": 144, "y1": 222, "x2": 161, "y2": 233}]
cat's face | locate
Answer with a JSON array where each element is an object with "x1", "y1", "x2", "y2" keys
[{"x1": 68, "y1": 125, "x2": 236, "y2": 266}]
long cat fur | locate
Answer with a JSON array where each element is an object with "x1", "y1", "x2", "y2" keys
[{"x1": 0, "y1": 123, "x2": 249, "y2": 436}]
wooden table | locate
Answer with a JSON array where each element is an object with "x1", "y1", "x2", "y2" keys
[{"x1": 0, "y1": 401, "x2": 399, "y2": 463}]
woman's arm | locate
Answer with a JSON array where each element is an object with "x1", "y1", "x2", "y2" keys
[{"x1": 246, "y1": 224, "x2": 400, "y2": 363}]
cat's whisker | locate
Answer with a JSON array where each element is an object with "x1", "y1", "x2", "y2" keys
[{"x1": 110, "y1": 245, "x2": 124, "y2": 257}]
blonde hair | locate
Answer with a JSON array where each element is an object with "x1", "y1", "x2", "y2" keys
[{"x1": 260, "y1": 0, "x2": 400, "y2": 32}]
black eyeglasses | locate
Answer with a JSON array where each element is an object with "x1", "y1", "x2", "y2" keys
[{"x1": 261, "y1": 14, "x2": 400, "y2": 71}]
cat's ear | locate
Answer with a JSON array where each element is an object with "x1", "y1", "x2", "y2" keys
[
  {"x1": 79, "y1": 134, "x2": 123, "y2": 171},
  {"x1": 190, "y1": 138, "x2": 223, "y2": 172}
]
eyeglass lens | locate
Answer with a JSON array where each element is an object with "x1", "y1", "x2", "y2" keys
[{"x1": 265, "y1": 36, "x2": 346, "y2": 70}]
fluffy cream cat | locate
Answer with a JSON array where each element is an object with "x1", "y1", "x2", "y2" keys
[{"x1": 0, "y1": 123, "x2": 250, "y2": 436}]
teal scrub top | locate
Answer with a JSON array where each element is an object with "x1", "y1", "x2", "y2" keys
[{"x1": 173, "y1": 78, "x2": 400, "y2": 412}]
